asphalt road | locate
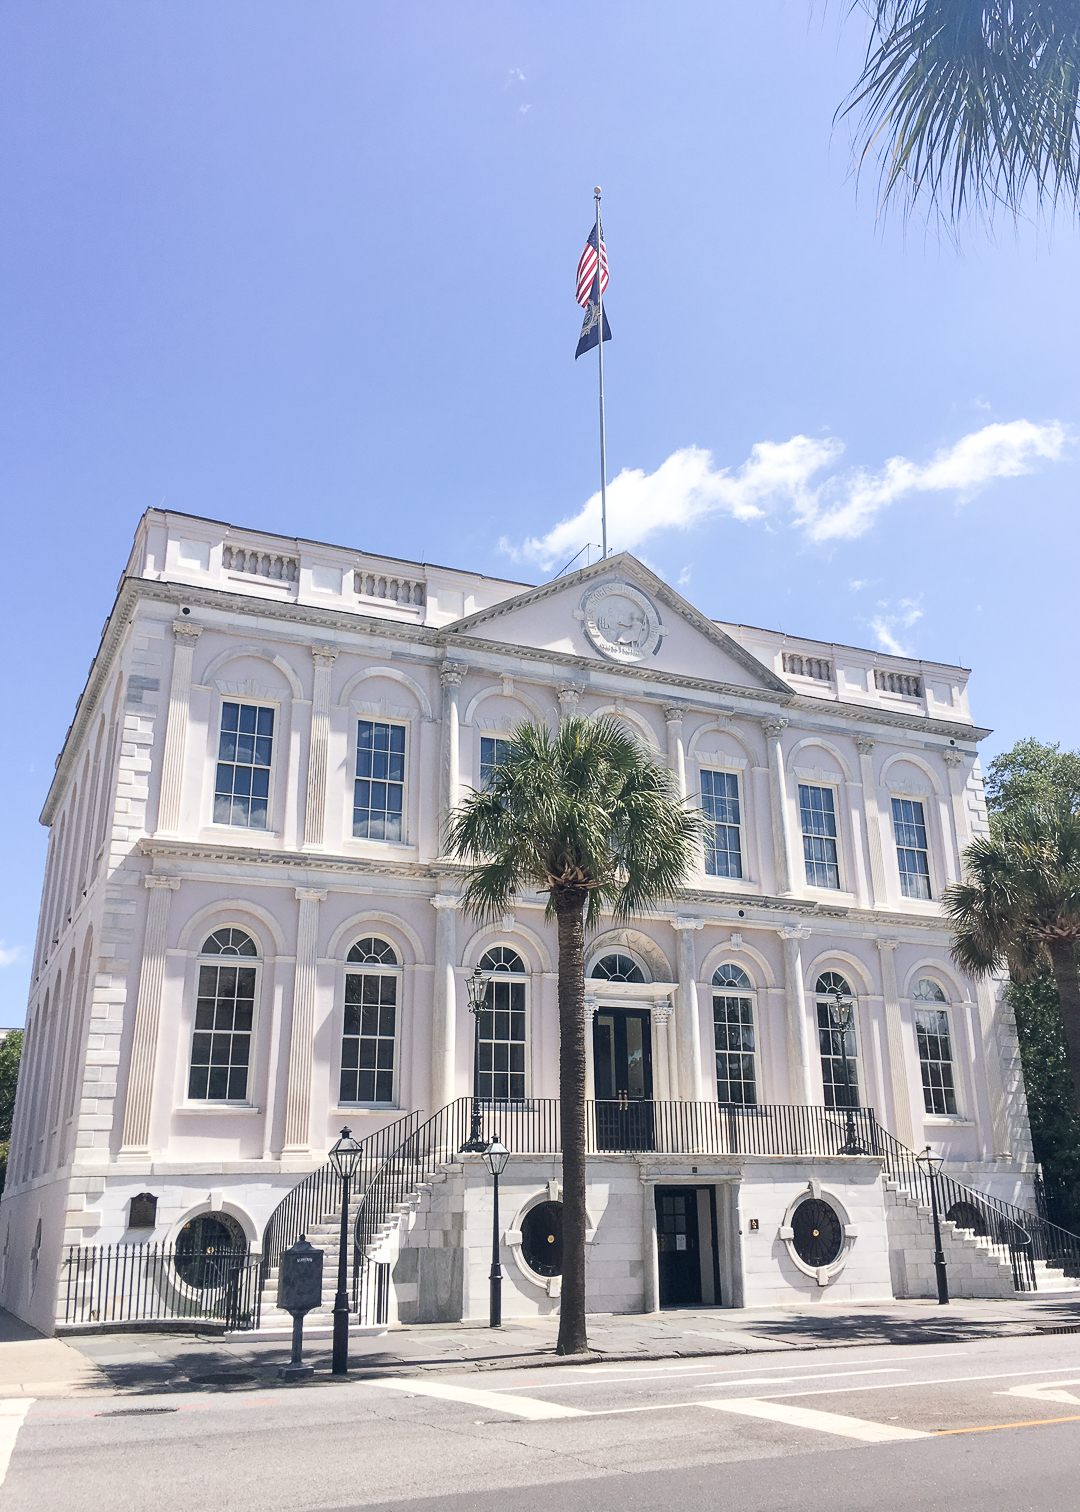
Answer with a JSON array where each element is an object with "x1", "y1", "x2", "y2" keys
[{"x1": 6, "y1": 1332, "x2": 1080, "y2": 1510}]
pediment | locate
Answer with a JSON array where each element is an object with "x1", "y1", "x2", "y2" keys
[{"x1": 440, "y1": 554, "x2": 789, "y2": 695}]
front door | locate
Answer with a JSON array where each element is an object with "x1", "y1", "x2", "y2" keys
[
  {"x1": 593, "y1": 1008, "x2": 654, "y2": 1150},
  {"x1": 655, "y1": 1187, "x2": 701, "y2": 1307}
]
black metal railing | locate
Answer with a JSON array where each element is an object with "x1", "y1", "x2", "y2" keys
[{"x1": 62, "y1": 1244, "x2": 261, "y2": 1329}]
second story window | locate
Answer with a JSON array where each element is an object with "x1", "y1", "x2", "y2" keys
[
  {"x1": 799, "y1": 783, "x2": 840, "y2": 889},
  {"x1": 354, "y1": 720, "x2": 405, "y2": 841},
  {"x1": 480, "y1": 735, "x2": 511, "y2": 786},
  {"x1": 702, "y1": 770, "x2": 743, "y2": 879},
  {"x1": 913, "y1": 979, "x2": 957, "y2": 1115},
  {"x1": 341, "y1": 936, "x2": 399, "y2": 1104},
  {"x1": 215, "y1": 702, "x2": 274, "y2": 829},
  {"x1": 712, "y1": 965, "x2": 756, "y2": 1105},
  {"x1": 189, "y1": 928, "x2": 258, "y2": 1101},
  {"x1": 892, "y1": 797, "x2": 932, "y2": 899},
  {"x1": 476, "y1": 946, "x2": 527, "y2": 1101},
  {"x1": 815, "y1": 971, "x2": 859, "y2": 1109}
]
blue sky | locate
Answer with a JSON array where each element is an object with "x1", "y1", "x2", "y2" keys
[{"x1": 1, "y1": 1, "x2": 1078, "y2": 1021}]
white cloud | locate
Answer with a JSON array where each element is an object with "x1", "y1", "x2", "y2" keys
[
  {"x1": 869, "y1": 599, "x2": 923, "y2": 657},
  {"x1": 0, "y1": 943, "x2": 22, "y2": 968},
  {"x1": 503, "y1": 420, "x2": 1068, "y2": 568}
]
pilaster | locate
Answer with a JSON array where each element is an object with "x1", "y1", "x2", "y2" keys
[
  {"x1": 439, "y1": 663, "x2": 466, "y2": 850},
  {"x1": 119, "y1": 875, "x2": 180, "y2": 1155},
  {"x1": 777, "y1": 923, "x2": 813, "y2": 1103},
  {"x1": 302, "y1": 645, "x2": 338, "y2": 850},
  {"x1": 155, "y1": 622, "x2": 202, "y2": 835},
  {"x1": 664, "y1": 704, "x2": 688, "y2": 799},
  {"x1": 282, "y1": 888, "x2": 327, "y2": 1154},
  {"x1": 673, "y1": 918, "x2": 705, "y2": 1102},
  {"x1": 856, "y1": 736, "x2": 889, "y2": 906},
  {"x1": 877, "y1": 939, "x2": 915, "y2": 1146},
  {"x1": 762, "y1": 716, "x2": 794, "y2": 894},
  {"x1": 430, "y1": 894, "x2": 460, "y2": 1111}
]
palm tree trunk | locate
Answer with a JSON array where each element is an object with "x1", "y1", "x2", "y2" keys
[
  {"x1": 555, "y1": 892, "x2": 589, "y2": 1355},
  {"x1": 1047, "y1": 941, "x2": 1080, "y2": 1116}
]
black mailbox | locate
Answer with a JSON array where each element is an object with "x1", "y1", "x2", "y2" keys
[{"x1": 278, "y1": 1236, "x2": 324, "y2": 1316}]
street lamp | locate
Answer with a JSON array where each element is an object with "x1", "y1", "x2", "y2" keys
[
  {"x1": 461, "y1": 964, "x2": 490, "y2": 1152},
  {"x1": 483, "y1": 1138, "x2": 510, "y2": 1328},
  {"x1": 916, "y1": 1145, "x2": 950, "y2": 1305},
  {"x1": 827, "y1": 986, "x2": 866, "y2": 1156},
  {"x1": 328, "y1": 1126, "x2": 364, "y2": 1374}
]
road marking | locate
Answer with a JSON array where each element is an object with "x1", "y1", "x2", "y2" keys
[
  {"x1": 497, "y1": 1365, "x2": 905, "y2": 1394},
  {"x1": 747, "y1": 1365, "x2": 1080, "y2": 1401},
  {"x1": 999, "y1": 1379, "x2": 1080, "y2": 1405},
  {"x1": 367, "y1": 1379, "x2": 587, "y2": 1420},
  {"x1": 0, "y1": 1400, "x2": 34, "y2": 1490},
  {"x1": 936, "y1": 1414, "x2": 1080, "y2": 1436},
  {"x1": 701, "y1": 1397, "x2": 930, "y2": 1443}
]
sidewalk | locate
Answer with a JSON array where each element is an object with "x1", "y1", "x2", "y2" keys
[{"x1": 6, "y1": 1291, "x2": 1080, "y2": 1400}]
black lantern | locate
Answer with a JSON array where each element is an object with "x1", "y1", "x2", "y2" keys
[
  {"x1": 328, "y1": 1126, "x2": 364, "y2": 1374},
  {"x1": 915, "y1": 1145, "x2": 950, "y2": 1305},
  {"x1": 483, "y1": 1138, "x2": 510, "y2": 1328},
  {"x1": 461, "y1": 964, "x2": 490, "y2": 1152},
  {"x1": 827, "y1": 986, "x2": 866, "y2": 1155}
]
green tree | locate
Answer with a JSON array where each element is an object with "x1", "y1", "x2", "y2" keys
[
  {"x1": 1006, "y1": 971, "x2": 1080, "y2": 1226},
  {"x1": 0, "y1": 1029, "x2": 24, "y2": 1196},
  {"x1": 844, "y1": 2, "x2": 1080, "y2": 224},
  {"x1": 445, "y1": 717, "x2": 702, "y2": 1355},
  {"x1": 984, "y1": 737, "x2": 1080, "y2": 819}
]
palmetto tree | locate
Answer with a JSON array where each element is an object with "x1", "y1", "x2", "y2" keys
[
  {"x1": 445, "y1": 716, "x2": 703, "y2": 1355},
  {"x1": 845, "y1": 2, "x2": 1080, "y2": 223},
  {"x1": 945, "y1": 800, "x2": 1080, "y2": 1113}
]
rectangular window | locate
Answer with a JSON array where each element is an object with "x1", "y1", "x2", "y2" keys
[
  {"x1": 713, "y1": 993, "x2": 756, "y2": 1105},
  {"x1": 340, "y1": 971, "x2": 397, "y2": 1103},
  {"x1": 477, "y1": 976, "x2": 526, "y2": 1100},
  {"x1": 800, "y1": 783, "x2": 840, "y2": 889},
  {"x1": 915, "y1": 1008, "x2": 958, "y2": 1115},
  {"x1": 353, "y1": 720, "x2": 406, "y2": 841},
  {"x1": 480, "y1": 735, "x2": 510, "y2": 787},
  {"x1": 702, "y1": 770, "x2": 743, "y2": 879},
  {"x1": 893, "y1": 797, "x2": 932, "y2": 900},
  {"x1": 189, "y1": 963, "x2": 254, "y2": 1100},
  {"x1": 817, "y1": 1001, "x2": 859, "y2": 1109},
  {"x1": 214, "y1": 702, "x2": 274, "y2": 829}
]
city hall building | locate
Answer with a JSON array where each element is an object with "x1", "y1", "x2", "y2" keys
[{"x1": 0, "y1": 507, "x2": 1051, "y2": 1335}]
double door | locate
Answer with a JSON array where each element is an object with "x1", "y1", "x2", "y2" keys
[
  {"x1": 655, "y1": 1186, "x2": 722, "y2": 1308},
  {"x1": 593, "y1": 1007, "x2": 654, "y2": 1150}
]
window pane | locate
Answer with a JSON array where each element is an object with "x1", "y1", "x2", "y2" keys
[
  {"x1": 476, "y1": 974, "x2": 528, "y2": 1101},
  {"x1": 816, "y1": 992, "x2": 859, "y2": 1108},
  {"x1": 892, "y1": 798, "x2": 932, "y2": 900},
  {"x1": 916, "y1": 1007, "x2": 958, "y2": 1115},
  {"x1": 354, "y1": 720, "x2": 406, "y2": 841},
  {"x1": 714, "y1": 993, "x2": 757, "y2": 1104},
  {"x1": 188, "y1": 960, "x2": 255, "y2": 1101},
  {"x1": 214, "y1": 701, "x2": 274, "y2": 831},
  {"x1": 480, "y1": 736, "x2": 511, "y2": 787},
  {"x1": 340, "y1": 969, "x2": 397, "y2": 1103},
  {"x1": 702, "y1": 770, "x2": 743, "y2": 879},
  {"x1": 800, "y1": 785, "x2": 840, "y2": 888}
]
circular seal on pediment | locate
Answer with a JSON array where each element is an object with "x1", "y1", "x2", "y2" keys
[{"x1": 580, "y1": 581, "x2": 663, "y2": 663}]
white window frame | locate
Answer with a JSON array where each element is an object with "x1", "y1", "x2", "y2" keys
[
  {"x1": 351, "y1": 716, "x2": 410, "y2": 847},
  {"x1": 478, "y1": 732, "x2": 512, "y2": 788},
  {"x1": 814, "y1": 971, "x2": 861, "y2": 1109},
  {"x1": 337, "y1": 936, "x2": 402, "y2": 1109},
  {"x1": 207, "y1": 696, "x2": 282, "y2": 836},
  {"x1": 798, "y1": 782, "x2": 845, "y2": 892},
  {"x1": 911, "y1": 979, "x2": 963, "y2": 1120},
  {"x1": 711, "y1": 964, "x2": 758, "y2": 1106},
  {"x1": 475, "y1": 944, "x2": 531, "y2": 1103},
  {"x1": 891, "y1": 795, "x2": 934, "y2": 902},
  {"x1": 700, "y1": 767, "x2": 745, "y2": 883},
  {"x1": 184, "y1": 927, "x2": 262, "y2": 1108}
]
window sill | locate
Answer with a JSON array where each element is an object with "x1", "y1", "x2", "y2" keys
[
  {"x1": 175, "y1": 1103, "x2": 262, "y2": 1115},
  {"x1": 801, "y1": 886, "x2": 856, "y2": 900},
  {"x1": 333, "y1": 1104, "x2": 400, "y2": 1114},
  {"x1": 923, "y1": 1116, "x2": 974, "y2": 1127},
  {"x1": 343, "y1": 839, "x2": 416, "y2": 852},
  {"x1": 201, "y1": 825, "x2": 281, "y2": 840}
]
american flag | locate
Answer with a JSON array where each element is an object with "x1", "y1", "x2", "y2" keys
[{"x1": 576, "y1": 222, "x2": 609, "y2": 308}]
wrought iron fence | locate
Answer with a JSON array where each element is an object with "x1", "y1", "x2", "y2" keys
[{"x1": 62, "y1": 1244, "x2": 262, "y2": 1329}]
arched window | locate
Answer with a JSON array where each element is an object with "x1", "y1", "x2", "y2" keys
[
  {"x1": 520, "y1": 1201, "x2": 562, "y2": 1278},
  {"x1": 341, "y1": 937, "x2": 399, "y2": 1104},
  {"x1": 476, "y1": 947, "x2": 527, "y2": 1101},
  {"x1": 174, "y1": 1212, "x2": 248, "y2": 1287},
  {"x1": 189, "y1": 931, "x2": 259, "y2": 1101},
  {"x1": 815, "y1": 972, "x2": 859, "y2": 1110},
  {"x1": 712, "y1": 965, "x2": 756, "y2": 1105},
  {"x1": 912, "y1": 978, "x2": 957, "y2": 1115},
  {"x1": 591, "y1": 953, "x2": 645, "y2": 983}
]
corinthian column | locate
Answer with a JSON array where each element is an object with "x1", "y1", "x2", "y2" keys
[
  {"x1": 120, "y1": 875, "x2": 181, "y2": 1155},
  {"x1": 557, "y1": 685, "x2": 581, "y2": 726},
  {"x1": 762, "y1": 716, "x2": 794, "y2": 894},
  {"x1": 439, "y1": 664, "x2": 466, "y2": 851},
  {"x1": 283, "y1": 888, "x2": 327, "y2": 1154},
  {"x1": 777, "y1": 923, "x2": 813, "y2": 1103},
  {"x1": 664, "y1": 705, "x2": 688, "y2": 799},
  {"x1": 156, "y1": 622, "x2": 202, "y2": 835},
  {"x1": 943, "y1": 748, "x2": 971, "y2": 870},
  {"x1": 856, "y1": 736, "x2": 888, "y2": 906},
  {"x1": 673, "y1": 918, "x2": 705, "y2": 1102},
  {"x1": 302, "y1": 645, "x2": 338, "y2": 850},
  {"x1": 430, "y1": 895, "x2": 460, "y2": 1111},
  {"x1": 878, "y1": 939, "x2": 915, "y2": 1146}
]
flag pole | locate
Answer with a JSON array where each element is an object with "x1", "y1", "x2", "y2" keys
[{"x1": 594, "y1": 186, "x2": 608, "y2": 560}]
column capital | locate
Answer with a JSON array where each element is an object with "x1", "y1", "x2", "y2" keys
[
  {"x1": 430, "y1": 894, "x2": 461, "y2": 911},
  {"x1": 294, "y1": 888, "x2": 328, "y2": 903},
  {"x1": 762, "y1": 715, "x2": 789, "y2": 739},
  {"x1": 663, "y1": 702, "x2": 687, "y2": 724},
  {"x1": 672, "y1": 916, "x2": 705, "y2": 932},
  {"x1": 145, "y1": 875, "x2": 181, "y2": 891},
  {"x1": 777, "y1": 923, "x2": 812, "y2": 942},
  {"x1": 172, "y1": 620, "x2": 203, "y2": 643},
  {"x1": 877, "y1": 938, "x2": 900, "y2": 953},
  {"x1": 583, "y1": 996, "x2": 599, "y2": 1019},
  {"x1": 557, "y1": 684, "x2": 582, "y2": 712},
  {"x1": 311, "y1": 644, "x2": 339, "y2": 668},
  {"x1": 855, "y1": 735, "x2": 875, "y2": 756},
  {"x1": 652, "y1": 997, "x2": 675, "y2": 1023},
  {"x1": 440, "y1": 662, "x2": 467, "y2": 688},
  {"x1": 942, "y1": 748, "x2": 964, "y2": 767}
]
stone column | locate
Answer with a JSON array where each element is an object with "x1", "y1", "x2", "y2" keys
[
  {"x1": 119, "y1": 875, "x2": 181, "y2": 1155},
  {"x1": 664, "y1": 704, "x2": 688, "y2": 799},
  {"x1": 673, "y1": 918, "x2": 705, "y2": 1102},
  {"x1": 430, "y1": 895, "x2": 460, "y2": 1112},
  {"x1": 156, "y1": 622, "x2": 202, "y2": 835},
  {"x1": 282, "y1": 888, "x2": 327, "y2": 1154},
  {"x1": 642, "y1": 1180, "x2": 660, "y2": 1313},
  {"x1": 762, "y1": 717, "x2": 794, "y2": 894},
  {"x1": 856, "y1": 736, "x2": 889, "y2": 906},
  {"x1": 302, "y1": 645, "x2": 338, "y2": 850},
  {"x1": 652, "y1": 999, "x2": 675, "y2": 1101},
  {"x1": 877, "y1": 939, "x2": 915, "y2": 1147},
  {"x1": 557, "y1": 685, "x2": 581, "y2": 726},
  {"x1": 583, "y1": 996, "x2": 598, "y2": 1105},
  {"x1": 943, "y1": 749, "x2": 971, "y2": 870},
  {"x1": 439, "y1": 664, "x2": 466, "y2": 852},
  {"x1": 777, "y1": 924, "x2": 814, "y2": 1104}
]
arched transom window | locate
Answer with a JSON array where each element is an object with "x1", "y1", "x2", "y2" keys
[
  {"x1": 476, "y1": 947, "x2": 527, "y2": 1101},
  {"x1": 189, "y1": 929, "x2": 259, "y2": 1101},
  {"x1": 815, "y1": 971, "x2": 859, "y2": 1110},
  {"x1": 341, "y1": 937, "x2": 400, "y2": 1105},
  {"x1": 591, "y1": 953, "x2": 645, "y2": 983},
  {"x1": 712, "y1": 964, "x2": 756, "y2": 1105},
  {"x1": 912, "y1": 978, "x2": 957, "y2": 1115}
]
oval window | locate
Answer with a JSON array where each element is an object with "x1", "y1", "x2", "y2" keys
[
  {"x1": 790, "y1": 1198, "x2": 843, "y2": 1267},
  {"x1": 174, "y1": 1212, "x2": 248, "y2": 1287},
  {"x1": 520, "y1": 1201, "x2": 563, "y2": 1278}
]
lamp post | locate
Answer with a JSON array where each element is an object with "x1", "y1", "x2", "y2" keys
[
  {"x1": 484, "y1": 1138, "x2": 510, "y2": 1328},
  {"x1": 916, "y1": 1145, "x2": 950, "y2": 1305},
  {"x1": 328, "y1": 1126, "x2": 364, "y2": 1375},
  {"x1": 828, "y1": 986, "x2": 866, "y2": 1155},
  {"x1": 461, "y1": 964, "x2": 490, "y2": 1152}
]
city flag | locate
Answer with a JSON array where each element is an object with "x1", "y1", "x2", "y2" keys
[{"x1": 575, "y1": 222, "x2": 611, "y2": 358}]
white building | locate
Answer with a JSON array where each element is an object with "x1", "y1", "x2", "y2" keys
[{"x1": 0, "y1": 507, "x2": 1046, "y2": 1334}]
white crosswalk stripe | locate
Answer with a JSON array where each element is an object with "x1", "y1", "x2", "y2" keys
[
  {"x1": 0, "y1": 1400, "x2": 34, "y2": 1490},
  {"x1": 701, "y1": 1397, "x2": 930, "y2": 1443},
  {"x1": 367, "y1": 1379, "x2": 587, "y2": 1420}
]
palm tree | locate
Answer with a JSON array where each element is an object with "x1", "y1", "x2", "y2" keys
[
  {"x1": 944, "y1": 799, "x2": 1080, "y2": 1113},
  {"x1": 445, "y1": 716, "x2": 703, "y2": 1355},
  {"x1": 844, "y1": 2, "x2": 1080, "y2": 223}
]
